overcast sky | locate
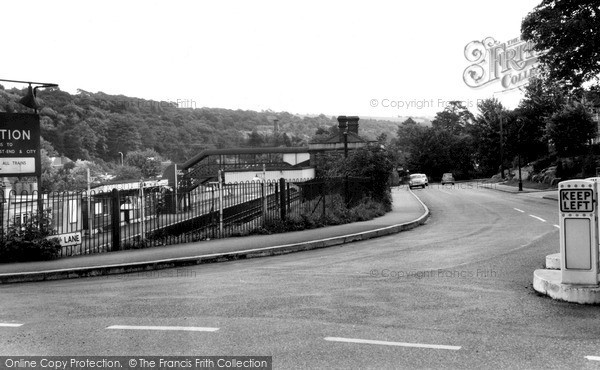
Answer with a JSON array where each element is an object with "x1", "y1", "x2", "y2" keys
[{"x1": 2, "y1": 0, "x2": 541, "y2": 119}]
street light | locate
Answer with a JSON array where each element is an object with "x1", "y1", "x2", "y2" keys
[
  {"x1": 517, "y1": 118, "x2": 525, "y2": 192},
  {"x1": 0, "y1": 79, "x2": 59, "y2": 220},
  {"x1": 0, "y1": 78, "x2": 59, "y2": 113}
]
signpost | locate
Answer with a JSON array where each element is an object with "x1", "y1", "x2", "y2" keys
[
  {"x1": 0, "y1": 113, "x2": 41, "y2": 177},
  {"x1": 51, "y1": 232, "x2": 82, "y2": 247},
  {"x1": 559, "y1": 180, "x2": 599, "y2": 285}
]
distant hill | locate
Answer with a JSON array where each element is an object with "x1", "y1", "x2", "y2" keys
[
  {"x1": 0, "y1": 87, "x2": 407, "y2": 164},
  {"x1": 359, "y1": 116, "x2": 433, "y2": 126}
]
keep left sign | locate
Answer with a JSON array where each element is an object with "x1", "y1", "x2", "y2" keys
[{"x1": 560, "y1": 188, "x2": 594, "y2": 213}]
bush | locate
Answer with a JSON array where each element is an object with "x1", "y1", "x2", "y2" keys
[
  {"x1": 531, "y1": 155, "x2": 557, "y2": 174},
  {"x1": 581, "y1": 155, "x2": 599, "y2": 178},
  {"x1": 0, "y1": 209, "x2": 61, "y2": 263},
  {"x1": 350, "y1": 198, "x2": 388, "y2": 220},
  {"x1": 251, "y1": 195, "x2": 388, "y2": 235}
]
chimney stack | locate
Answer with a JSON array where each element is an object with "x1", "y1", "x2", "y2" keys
[
  {"x1": 347, "y1": 116, "x2": 359, "y2": 134},
  {"x1": 337, "y1": 115, "x2": 348, "y2": 133}
]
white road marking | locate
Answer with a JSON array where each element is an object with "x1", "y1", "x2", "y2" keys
[
  {"x1": 513, "y1": 208, "x2": 525, "y2": 213},
  {"x1": 585, "y1": 356, "x2": 600, "y2": 361},
  {"x1": 554, "y1": 225, "x2": 560, "y2": 229},
  {"x1": 529, "y1": 215, "x2": 546, "y2": 223},
  {"x1": 324, "y1": 337, "x2": 461, "y2": 351},
  {"x1": 0, "y1": 323, "x2": 23, "y2": 327},
  {"x1": 106, "y1": 325, "x2": 219, "y2": 332},
  {"x1": 438, "y1": 189, "x2": 452, "y2": 195}
]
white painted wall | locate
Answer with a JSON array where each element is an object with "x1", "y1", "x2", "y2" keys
[
  {"x1": 224, "y1": 168, "x2": 315, "y2": 183},
  {"x1": 282, "y1": 152, "x2": 310, "y2": 165}
]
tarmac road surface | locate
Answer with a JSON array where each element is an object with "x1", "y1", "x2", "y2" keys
[{"x1": 2, "y1": 183, "x2": 599, "y2": 369}]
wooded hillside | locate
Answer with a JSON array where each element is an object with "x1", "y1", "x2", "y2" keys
[{"x1": 0, "y1": 86, "x2": 414, "y2": 166}]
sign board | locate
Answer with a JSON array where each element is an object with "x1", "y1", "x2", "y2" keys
[
  {"x1": 0, "y1": 113, "x2": 41, "y2": 176},
  {"x1": 49, "y1": 232, "x2": 82, "y2": 247},
  {"x1": 558, "y1": 180, "x2": 598, "y2": 285},
  {"x1": 560, "y1": 188, "x2": 594, "y2": 213}
]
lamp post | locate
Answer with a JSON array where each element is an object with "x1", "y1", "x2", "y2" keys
[
  {"x1": 343, "y1": 129, "x2": 348, "y2": 158},
  {"x1": 500, "y1": 113, "x2": 505, "y2": 180},
  {"x1": 517, "y1": 118, "x2": 525, "y2": 192},
  {"x1": 0, "y1": 78, "x2": 59, "y2": 227},
  {"x1": 0, "y1": 78, "x2": 59, "y2": 113}
]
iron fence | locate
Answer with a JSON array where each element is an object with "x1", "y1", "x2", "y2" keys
[{"x1": 0, "y1": 177, "x2": 374, "y2": 260}]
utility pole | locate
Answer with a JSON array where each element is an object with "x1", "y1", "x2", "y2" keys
[
  {"x1": 517, "y1": 119, "x2": 525, "y2": 191},
  {"x1": 500, "y1": 113, "x2": 505, "y2": 180}
]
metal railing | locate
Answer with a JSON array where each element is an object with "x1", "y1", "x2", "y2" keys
[{"x1": 0, "y1": 177, "x2": 373, "y2": 260}]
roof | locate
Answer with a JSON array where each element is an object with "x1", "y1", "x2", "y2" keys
[
  {"x1": 309, "y1": 131, "x2": 369, "y2": 145},
  {"x1": 48, "y1": 156, "x2": 72, "y2": 167},
  {"x1": 181, "y1": 146, "x2": 309, "y2": 170}
]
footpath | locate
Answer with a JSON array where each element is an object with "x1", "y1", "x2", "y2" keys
[
  {"x1": 479, "y1": 182, "x2": 558, "y2": 201},
  {"x1": 0, "y1": 187, "x2": 429, "y2": 284}
]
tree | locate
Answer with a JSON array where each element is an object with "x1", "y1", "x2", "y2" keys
[
  {"x1": 343, "y1": 146, "x2": 395, "y2": 206},
  {"x1": 396, "y1": 104, "x2": 476, "y2": 179},
  {"x1": 246, "y1": 130, "x2": 265, "y2": 147},
  {"x1": 312, "y1": 125, "x2": 339, "y2": 143},
  {"x1": 401, "y1": 117, "x2": 417, "y2": 126},
  {"x1": 282, "y1": 133, "x2": 292, "y2": 147},
  {"x1": 431, "y1": 101, "x2": 474, "y2": 135},
  {"x1": 42, "y1": 160, "x2": 102, "y2": 192},
  {"x1": 522, "y1": 0, "x2": 600, "y2": 88},
  {"x1": 376, "y1": 133, "x2": 388, "y2": 146},
  {"x1": 405, "y1": 127, "x2": 474, "y2": 180},
  {"x1": 546, "y1": 103, "x2": 596, "y2": 157},
  {"x1": 470, "y1": 99, "x2": 505, "y2": 176},
  {"x1": 40, "y1": 149, "x2": 59, "y2": 192},
  {"x1": 115, "y1": 165, "x2": 143, "y2": 181},
  {"x1": 393, "y1": 119, "x2": 427, "y2": 151},
  {"x1": 125, "y1": 149, "x2": 164, "y2": 178},
  {"x1": 107, "y1": 114, "x2": 142, "y2": 156}
]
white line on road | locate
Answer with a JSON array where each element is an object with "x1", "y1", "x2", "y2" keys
[
  {"x1": 585, "y1": 356, "x2": 600, "y2": 361},
  {"x1": 513, "y1": 208, "x2": 525, "y2": 213},
  {"x1": 554, "y1": 225, "x2": 560, "y2": 229},
  {"x1": 324, "y1": 337, "x2": 461, "y2": 351},
  {"x1": 106, "y1": 325, "x2": 219, "y2": 332},
  {"x1": 529, "y1": 215, "x2": 546, "y2": 223},
  {"x1": 0, "y1": 323, "x2": 23, "y2": 327}
]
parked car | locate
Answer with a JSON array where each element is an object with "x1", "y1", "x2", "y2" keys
[
  {"x1": 409, "y1": 173, "x2": 428, "y2": 189},
  {"x1": 441, "y1": 173, "x2": 455, "y2": 185}
]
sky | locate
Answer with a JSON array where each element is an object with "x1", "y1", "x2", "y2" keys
[{"x1": 2, "y1": 0, "x2": 542, "y2": 119}]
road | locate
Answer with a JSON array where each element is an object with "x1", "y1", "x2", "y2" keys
[{"x1": 1, "y1": 183, "x2": 600, "y2": 369}]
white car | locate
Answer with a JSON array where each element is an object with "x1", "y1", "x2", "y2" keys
[{"x1": 409, "y1": 173, "x2": 428, "y2": 189}]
